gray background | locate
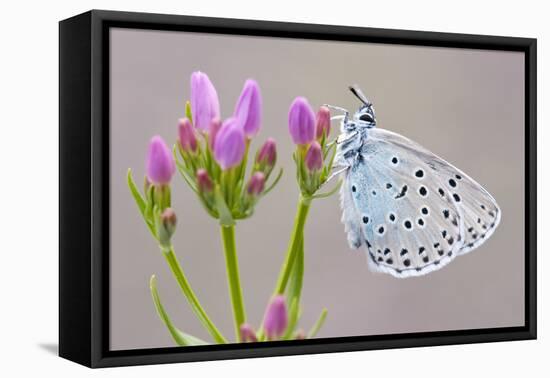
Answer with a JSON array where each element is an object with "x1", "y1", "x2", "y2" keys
[{"x1": 110, "y1": 28, "x2": 524, "y2": 350}]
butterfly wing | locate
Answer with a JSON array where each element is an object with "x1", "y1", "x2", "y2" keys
[{"x1": 340, "y1": 127, "x2": 500, "y2": 278}]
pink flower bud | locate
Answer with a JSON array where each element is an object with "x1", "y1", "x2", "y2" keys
[
  {"x1": 234, "y1": 79, "x2": 262, "y2": 138},
  {"x1": 315, "y1": 106, "x2": 331, "y2": 139},
  {"x1": 214, "y1": 118, "x2": 246, "y2": 170},
  {"x1": 145, "y1": 136, "x2": 175, "y2": 185},
  {"x1": 263, "y1": 295, "x2": 288, "y2": 340},
  {"x1": 158, "y1": 208, "x2": 177, "y2": 247},
  {"x1": 288, "y1": 97, "x2": 315, "y2": 145},
  {"x1": 294, "y1": 329, "x2": 306, "y2": 340},
  {"x1": 256, "y1": 138, "x2": 277, "y2": 168},
  {"x1": 247, "y1": 172, "x2": 265, "y2": 196},
  {"x1": 190, "y1": 71, "x2": 220, "y2": 131},
  {"x1": 305, "y1": 141, "x2": 323, "y2": 172},
  {"x1": 196, "y1": 169, "x2": 214, "y2": 193},
  {"x1": 239, "y1": 323, "x2": 258, "y2": 342},
  {"x1": 178, "y1": 118, "x2": 198, "y2": 153}
]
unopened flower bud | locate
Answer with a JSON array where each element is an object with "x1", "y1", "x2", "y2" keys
[
  {"x1": 196, "y1": 169, "x2": 213, "y2": 193},
  {"x1": 158, "y1": 208, "x2": 177, "y2": 248},
  {"x1": 263, "y1": 295, "x2": 288, "y2": 340},
  {"x1": 247, "y1": 172, "x2": 265, "y2": 196},
  {"x1": 315, "y1": 106, "x2": 331, "y2": 139},
  {"x1": 239, "y1": 323, "x2": 258, "y2": 342},
  {"x1": 294, "y1": 329, "x2": 306, "y2": 340},
  {"x1": 190, "y1": 71, "x2": 220, "y2": 131},
  {"x1": 178, "y1": 118, "x2": 198, "y2": 153},
  {"x1": 305, "y1": 141, "x2": 323, "y2": 172},
  {"x1": 234, "y1": 79, "x2": 262, "y2": 138},
  {"x1": 256, "y1": 138, "x2": 277, "y2": 168},
  {"x1": 214, "y1": 118, "x2": 246, "y2": 170},
  {"x1": 288, "y1": 97, "x2": 315, "y2": 145},
  {"x1": 146, "y1": 136, "x2": 176, "y2": 186}
]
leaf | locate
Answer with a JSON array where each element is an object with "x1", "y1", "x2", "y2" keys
[
  {"x1": 150, "y1": 275, "x2": 208, "y2": 346},
  {"x1": 214, "y1": 185, "x2": 235, "y2": 226},
  {"x1": 283, "y1": 297, "x2": 300, "y2": 340},
  {"x1": 128, "y1": 169, "x2": 156, "y2": 237},
  {"x1": 307, "y1": 308, "x2": 328, "y2": 339},
  {"x1": 127, "y1": 169, "x2": 146, "y2": 216},
  {"x1": 311, "y1": 179, "x2": 343, "y2": 200},
  {"x1": 185, "y1": 100, "x2": 193, "y2": 124},
  {"x1": 262, "y1": 168, "x2": 283, "y2": 196},
  {"x1": 176, "y1": 162, "x2": 199, "y2": 194}
]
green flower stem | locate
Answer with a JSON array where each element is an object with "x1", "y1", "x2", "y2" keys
[
  {"x1": 162, "y1": 246, "x2": 227, "y2": 344},
  {"x1": 257, "y1": 197, "x2": 310, "y2": 341},
  {"x1": 275, "y1": 196, "x2": 311, "y2": 294},
  {"x1": 220, "y1": 225, "x2": 247, "y2": 341}
]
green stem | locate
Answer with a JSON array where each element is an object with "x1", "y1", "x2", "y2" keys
[
  {"x1": 275, "y1": 196, "x2": 311, "y2": 294},
  {"x1": 220, "y1": 225, "x2": 247, "y2": 341},
  {"x1": 163, "y1": 247, "x2": 227, "y2": 344}
]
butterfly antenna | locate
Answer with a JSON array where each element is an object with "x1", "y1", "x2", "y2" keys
[{"x1": 349, "y1": 85, "x2": 371, "y2": 106}]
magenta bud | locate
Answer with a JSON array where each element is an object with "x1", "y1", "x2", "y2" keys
[
  {"x1": 239, "y1": 323, "x2": 258, "y2": 342},
  {"x1": 208, "y1": 117, "x2": 222, "y2": 149},
  {"x1": 247, "y1": 172, "x2": 265, "y2": 196},
  {"x1": 196, "y1": 169, "x2": 214, "y2": 193},
  {"x1": 315, "y1": 106, "x2": 331, "y2": 139},
  {"x1": 256, "y1": 138, "x2": 277, "y2": 167},
  {"x1": 214, "y1": 118, "x2": 246, "y2": 170},
  {"x1": 294, "y1": 329, "x2": 306, "y2": 340},
  {"x1": 288, "y1": 97, "x2": 315, "y2": 145},
  {"x1": 234, "y1": 79, "x2": 262, "y2": 138},
  {"x1": 305, "y1": 141, "x2": 323, "y2": 172},
  {"x1": 178, "y1": 118, "x2": 198, "y2": 153},
  {"x1": 263, "y1": 295, "x2": 288, "y2": 340},
  {"x1": 160, "y1": 208, "x2": 177, "y2": 230},
  {"x1": 158, "y1": 208, "x2": 177, "y2": 247},
  {"x1": 190, "y1": 71, "x2": 220, "y2": 131},
  {"x1": 145, "y1": 136, "x2": 176, "y2": 185}
]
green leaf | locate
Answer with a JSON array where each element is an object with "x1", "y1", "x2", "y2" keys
[
  {"x1": 214, "y1": 185, "x2": 235, "y2": 226},
  {"x1": 127, "y1": 169, "x2": 146, "y2": 216},
  {"x1": 307, "y1": 308, "x2": 328, "y2": 339},
  {"x1": 150, "y1": 275, "x2": 208, "y2": 346},
  {"x1": 128, "y1": 169, "x2": 156, "y2": 237},
  {"x1": 283, "y1": 297, "x2": 300, "y2": 340},
  {"x1": 176, "y1": 162, "x2": 199, "y2": 194},
  {"x1": 311, "y1": 179, "x2": 343, "y2": 200},
  {"x1": 185, "y1": 100, "x2": 193, "y2": 124},
  {"x1": 262, "y1": 168, "x2": 283, "y2": 196}
]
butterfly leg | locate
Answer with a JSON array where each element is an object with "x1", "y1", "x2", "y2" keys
[
  {"x1": 323, "y1": 104, "x2": 349, "y2": 114},
  {"x1": 326, "y1": 164, "x2": 350, "y2": 183},
  {"x1": 327, "y1": 131, "x2": 360, "y2": 148}
]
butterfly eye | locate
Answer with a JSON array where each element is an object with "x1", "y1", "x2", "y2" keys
[{"x1": 359, "y1": 113, "x2": 374, "y2": 122}]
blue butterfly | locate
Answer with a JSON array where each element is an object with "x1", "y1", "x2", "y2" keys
[{"x1": 330, "y1": 86, "x2": 501, "y2": 278}]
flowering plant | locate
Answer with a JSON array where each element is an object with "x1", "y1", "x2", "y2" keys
[{"x1": 127, "y1": 72, "x2": 339, "y2": 345}]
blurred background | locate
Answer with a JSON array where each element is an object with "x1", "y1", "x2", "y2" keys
[{"x1": 110, "y1": 27, "x2": 525, "y2": 350}]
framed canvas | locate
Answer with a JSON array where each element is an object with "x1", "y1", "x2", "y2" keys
[{"x1": 59, "y1": 10, "x2": 537, "y2": 368}]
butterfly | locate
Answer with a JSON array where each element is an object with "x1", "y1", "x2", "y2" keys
[{"x1": 330, "y1": 85, "x2": 501, "y2": 278}]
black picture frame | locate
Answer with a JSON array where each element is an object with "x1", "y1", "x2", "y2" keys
[{"x1": 59, "y1": 9, "x2": 537, "y2": 368}]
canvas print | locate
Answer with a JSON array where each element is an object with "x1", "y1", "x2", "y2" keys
[{"x1": 110, "y1": 28, "x2": 525, "y2": 350}]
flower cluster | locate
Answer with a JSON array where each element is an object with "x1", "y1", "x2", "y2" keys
[
  {"x1": 127, "y1": 73, "x2": 332, "y2": 347},
  {"x1": 288, "y1": 97, "x2": 336, "y2": 198},
  {"x1": 176, "y1": 72, "x2": 281, "y2": 225}
]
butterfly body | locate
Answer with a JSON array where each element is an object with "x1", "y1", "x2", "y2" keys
[{"x1": 334, "y1": 86, "x2": 501, "y2": 278}]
